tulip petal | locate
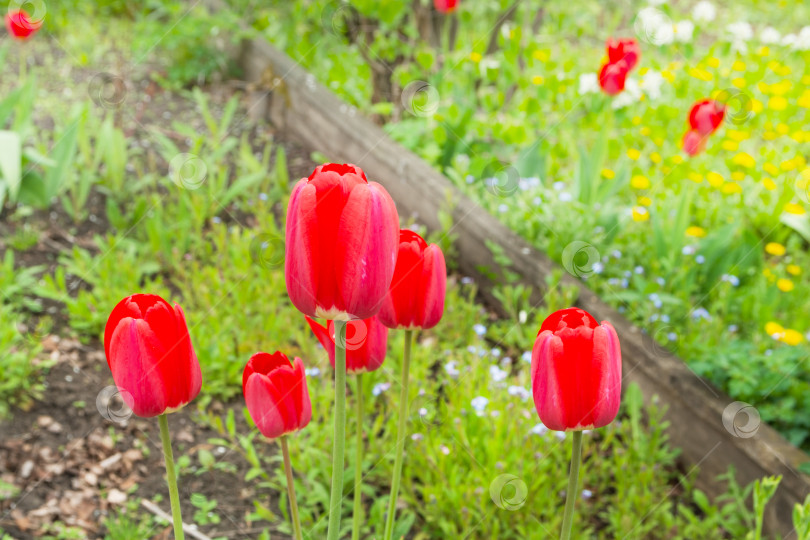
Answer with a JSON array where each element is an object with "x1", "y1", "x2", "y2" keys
[
  {"x1": 285, "y1": 180, "x2": 320, "y2": 317},
  {"x1": 245, "y1": 373, "x2": 287, "y2": 439},
  {"x1": 108, "y1": 319, "x2": 168, "y2": 418}
]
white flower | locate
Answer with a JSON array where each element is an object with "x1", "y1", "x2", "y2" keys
[
  {"x1": 639, "y1": 70, "x2": 666, "y2": 100},
  {"x1": 578, "y1": 73, "x2": 599, "y2": 95},
  {"x1": 783, "y1": 34, "x2": 797, "y2": 47},
  {"x1": 612, "y1": 78, "x2": 642, "y2": 109},
  {"x1": 760, "y1": 27, "x2": 781, "y2": 44},
  {"x1": 636, "y1": 7, "x2": 674, "y2": 45},
  {"x1": 793, "y1": 26, "x2": 810, "y2": 50},
  {"x1": 530, "y1": 423, "x2": 548, "y2": 436},
  {"x1": 692, "y1": 1, "x2": 716, "y2": 23},
  {"x1": 507, "y1": 385, "x2": 531, "y2": 401},
  {"x1": 489, "y1": 365, "x2": 508, "y2": 383},
  {"x1": 674, "y1": 20, "x2": 695, "y2": 43},
  {"x1": 444, "y1": 361, "x2": 460, "y2": 378},
  {"x1": 726, "y1": 21, "x2": 753, "y2": 52}
]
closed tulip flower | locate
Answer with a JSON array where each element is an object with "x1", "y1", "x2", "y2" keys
[
  {"x1": 598, "y1": 59, "x2": 629, "y2": 95},
  {"x1": 531, "y1": 308, "x2": 621, "y2": 431},
  {"x1": 242, "y1": 351, "x2": 312, "y2": 439},
  {"x1": 606, "y1": 38, "x2": 640, "y2": 71},
  {"x1": 5, "y1": 10, "x2": 41, "y2": 40},
  {"x1": 285, "y1": 163, "x2": 399, "y2": 321},
  {"x1": 689, "y1": 99, "x2": 725, "y2": 135},
  {"x1": 378, "y1": 229, "x2": 446, "y2": 330},
  {"x1": 305, "y1": 316, "x2": 388, "y2": 374},
  {"x1": 104, "y1": 294, "x2": 201, "y2": 418}
]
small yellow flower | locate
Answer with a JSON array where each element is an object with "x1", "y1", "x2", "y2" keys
[
  {"x1": 803, "y1": 75, "x2": 810, "y2": 85},
  {"x1": 706, "y1": 172, "x2": 724, "y2": 187},
  {"x1": 781, "y1": 158, "x2": 798, "y2": 172},
  {"x1": 732, "y1": 152, "x2": 756, "y2": 168},
  {"x1": 661, "y1": 69, "x2": 675, "y2": 83},
  {"x1": 601, "y1": 168, "x2": 615, "y2": 179},
  {"x1": 765, "y1": 242, "x2": 786, "y2": 256},
  {"x1": 689, "y1": 67, "x2": 713, "y2": 81},
  {"x1": 751, "y1": 98, "x2": 764, "y2": 113},
  {"x1": 685, "y1": 226, "x2": 707, "y2": 238},
  {"x1": 757, "y1": 81, "x2": 770, "y2": 94},
  {"x1": 758, "y1": 46, "x2": 771, "y2": 57},
  {"x1": 688, "y1": 172, "x2": 703, "y2": 183},
  {"x1": 722, "y1": 182, "x2": 743, "y2": 194},
  {"x1": 650, "y1": 152, "x2": 662, "y2": 164},
  {"x1": 784, "y1": 203, "x2": 805, "y2": 215},
  {"x1": 791, "y1": 131, "x2": 805, "y2": 143},
  {"x1": 627, "y1": 148, "x2": 641, "y2": 160},
  {"x1": 632, "y1": 206, "x2": 649, "y2": 222},
  {"x1": 777, "y1": 278, "x2": 794, "y2": 292},
  {"x1": 768, "y1": 96, "x2": 788, "y2": 111},
  {"x1": 631, "y1": 175, "x2": 651, "y2": 189},
  {"x1": 776, "y1": 123, "x2": 790, "y2": 135},
  {"x1": 706, "y1": 57, "x2": 721, "y2": 68},
  {"x1": 531, "y1": 75, "x2": 545, "y2": 86},
  {"x1": 763, "y1": 268, "x2": 776, "y2": 281},
  {"x1": 732, "y1": 77, "x2": 746, "y2": 88},
  {"x1": 731, "y1": 171, "x2": 746, "y2": 181},
  {"x1": 765, "y1": 321, "x2": 784, "y2": 336},
  {"x1": 732, "y1": 60, "x2": 746, "y2": 71},
  {"x1": 782, "y1": 329, "x2": 803, "y2": 346},
  {"x1": 671, "y1": 155, "x2": 684, "y2": 164},
  {"x1": 640, "y1": 126, "x2": 651, "y2": 136},
  {"x1": 638, "y1": 66, "x2": 649, "y2": 76},
  {"x1": 726, "y1": 130, "x2": 749, "y2": 142},
  {"x1": 470, "y1": 52, "x2": 483, "y2": 63},
  {"x1": 771, "y1": 80, "x2": 792, "y2": 96},
  {"x1": 722, "y1": 140, "x2": 739, "y2": 151},
  {"x1": 637, "y1": 195, "x2": 652, "y2": 206},
  {"x1": 762, "y1": 178, "x2": 777, "y2": 190},
  {"x1": 764, "y1": 162, "x2": 780, "y2": 176},
  {"x1": 532, "y1": 49, "x2": 549, "y2": 62},
  {"x1": 787, "y1": 264, "x2": 801, "y2": 276},
  {"x1": 763, "y1": 131, "x2": 778, "y2": 141},
  {"x1": 631, "y1": 116, "x2": 642, "y2": 126},
  {"x1": 798, "y1": 90, "x2": 810, "y2": 109}
]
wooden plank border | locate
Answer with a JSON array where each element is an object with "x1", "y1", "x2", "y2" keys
[{"x1": 238, "y1": 37, "x2": 809, "y2": 536}]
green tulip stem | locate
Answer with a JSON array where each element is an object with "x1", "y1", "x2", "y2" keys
[
  {"x1": 351, "y1": 373, "x2": 364, "y2": 540},
  {"x1": 158, "y1": 414, "x2": 185, "y2": 540},
  {"x1": 326, "y1": 319, "x2": 348, "y2": 540},
  {"x1": 560, "y1": 430, "x2": 583, "y2": 540},
  {"x1": 280, "y1": 436, "x2": 304, "y2": 540},
  {"x1": 383, "y1": 329, "x2": 414, "y2": 540}
]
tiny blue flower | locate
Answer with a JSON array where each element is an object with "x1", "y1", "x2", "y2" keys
[
  {"x1": 682, "y1": 245, "x2": 695, "y2": 255},
  {"x1": 305, "y1": 367, "x2": 321, "y2": 377},
  {"x1": 489, "y1": 365, "x2": 508, "y2": 382},
  {"x1": 473, "y1": 324, "x2": 487, "y2": 337},
  {"x1": 530, "y1": 423, "x2": 548, "y2": 436},
  {"x1": 559, "y1": 192, "x2": 573, "y2": 202},
  {"x1": 696, "y1": 255, "x2": 705, "y2": 264},
  {"x1": 471, "y1": 396, "x2": 489, "y2": 414},
  {"x1": 521, "y1": 351, "x2": 532, "y2": 364},
  {"x1": 667, "y1": 332, "x2": 677, "y2": 341},
  {"x1": 581, "y1": 489, "x2": 593, "y2": 500},
  {"x1": 259, "y1": 192, "x2": 268, "y2": 201},
  {"x1": 372, "y1": 382, "x2": 391, "y2": 396},
  {"x1": 212, "y1": 216, "x2": 222, "y2": 224},
  {"x1": 553, "y1": 181, "x2": 565, "y2": 191},
  {"x1": 592, "y1": 262, "x2": 604, "y2": 274},
  {"x1": 634, "y1": 266, "x2": 644, "y2": 274}
]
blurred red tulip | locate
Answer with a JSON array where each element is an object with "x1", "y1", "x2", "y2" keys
[
  {"x1": 606, "y1": 38, "x2": 640, "y2": 71},
  {"x1": 242, "y1": 351, "x2": 312, "y2": 439},
  {"x1": 378, "y1": 229, "x2": 446, "y2": 330},
  {"x1": 434, "y1": 0, "x2": 459, "y2": 13},
  {"x1": 285, "y1": 163, "x2": 399, "y2": 321},
  {"x1": 682, "y1": 129, "x2": 705, "y2": 156},
  {"x1": 5, "y1": 10, "x2": 41, "y2": 40},
  {"x1": 305, "y1": 316, "x2": 388, "y2": 374},
  {"x1": 104, "y1": 294, "x2": 201, "y2": 418},
  {"x1": 531, "y1": 308, "x2": 621, "y2": 431},
  {"x1": 598, "y1": 60, "x2": 629, "y2": 95},
  {"x1": 689, "y1": 99, "x2": 725, "y2": 135}
]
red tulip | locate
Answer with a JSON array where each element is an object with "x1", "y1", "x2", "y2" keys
[
  {"x1": 378, "y1": 229, "x2": 446, "y2": 330},
  {"x1": 689, "y1": 99, "x2": 725, "y2": 136},
  {"x1": 434, "y1": 0, "x2": 459, "y2": 13},
  {"x1": 606, "y1": 38, "x2": 640, "y2": 72},
  {"x1": 598, "y1": 60, "x2": 629, "y2": 95},
  {"x1": 305, "y1": 316, "x2": 388, "y2": 374},
  {"x1": 682, "y1": 129, "x2": 705, "y2": 156},
  {"x1": 285, "y1": 163, "x2": 399, "y2": 321},
  {"x1": 531, "y1": 308, "x2": 621, "y2": 431},
  {"x1": 5, "y1": 10, "x2": 41, "y2": 40},
  {"x1": 242, "y1": 351, "x2": 312, "y2": 439},
  {"x1": 104, "y1": 294, "x2": 202, "y2": 418}
]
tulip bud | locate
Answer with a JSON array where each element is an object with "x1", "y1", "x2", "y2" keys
[
  {"x1": 531, "y1": 308, "x2": 621, "y2": 431},
  {"x1": 599, "y1": 60, "x2": 629, "y2": 95},
  {"x1": 689, "y1": 99, "x2": 725, "y2": 135},
  {"x1": 5, "y1": 10, "x2": 41, "y2": 40},
  {"x1": 103, "y1": 294, "x2": 202, "y2": 418}
]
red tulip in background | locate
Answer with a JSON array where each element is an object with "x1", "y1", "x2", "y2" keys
[
  {"x1": 434, "y1": 0, "x2": 459, "y2": 13},
  {"x1": 531, "y1": 308, "x2": 621, "y2": 431},
  {"x1": 378, "y1": 229, "x2": 447, "y2": 330},
  {"x1": 598, "y1": 60, "x2": 629, "y2": 95},
  {"x1": 682, "y1": 99, "x2": 725, "y2": 155},
  {"x1": 606, "y1": 38, "x2": 640, "y2": 71},
  {"x1": 598, "y1": 38, "x2": 640, "y2": 95},
  {"x1": 689, "y1": 99, "x2": 725, "y2": 135},
  {"x1": 104, "y1": 294, "x2": 202, "y2": 418},
  {"x1": 682, "y1": 129, "x2": 705, "y2": 157},
  {"x1": 5, "y1": 10, "x2": 41, "y2": 40},
  {"x1": 285, "y1": 163, "x2": 399, "y2": 321},
  {"x1": 242, "y1": 351, "x2": 312, "y2": 439},
  {"x1": 305, "y1": 316, "x2": 388, "y2": 374}
]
